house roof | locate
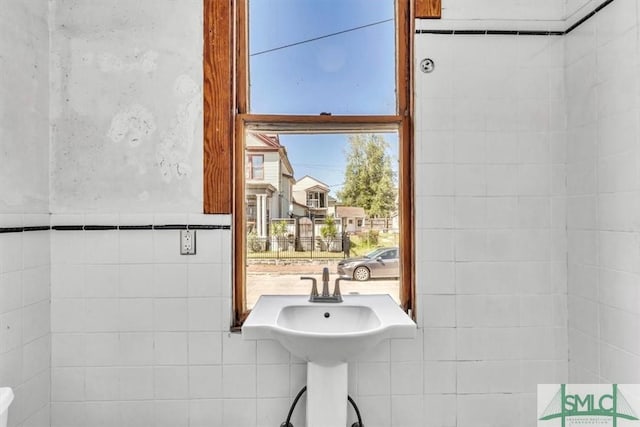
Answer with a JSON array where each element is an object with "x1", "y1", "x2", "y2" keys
[
  {"x1": 293, "y1": 175, "x2": 330, "y2": 191},
  {"x1": 245, "y1": 132, "x2": 294, "y2": 176},
  {"x1": 335, "y1": 206, "x2": 366, "y2": 218}
]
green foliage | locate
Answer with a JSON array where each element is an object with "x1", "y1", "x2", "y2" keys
[
  {"x1": 337, "y1": 134, "x2": 397, "y2": 218},
  {"x1": 320, "y1": 215, "x2": 338, "y2": 239},
  {"x1": 247, "y1": 230, "x2": 264, "y2": 252},
  {"x1": 270, "y1": 220, "x2": 288, "y2": 237},
  {"x1": 364, "y1": 229, "x2": 379, "y2": 246}
]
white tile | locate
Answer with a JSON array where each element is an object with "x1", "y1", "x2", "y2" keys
[
  {"x1": 0, "y1": 309, "x2": 23, "y2": 352},
  {"x1": 188, "y1": 263, "x2": 222, "y2": 297},
  {"x1": 357, "y1": 362, "x2": 391, "y2": 396},
  {"x1": 391, "y1": 330, "x2": 424, "y2": 362},
  {"x1": 84, "y1": 333, "x2": 119, "y2": 367},
  {"x1": 454, "y1": 197, "x2": 487, "y2": 229},
  {"x1": 51, "y1": 264, "x2": 84, "y2": 298},
  {"x1": 0, "y1": 271, "x2": 22, "y2": 314},
  {"x1": 51, "y1": 367, "x2": 85, "y2": 402},
  {"x1": 119, "y1": 231, "x2": 154, "y2": 264},
  {"x1": 119, "y1": 298, "x2": 154, "y2": 331},
  {"x1": 83, "y1": 264, "x2": 118, "y2": 298},
  {"x1": 457, "y1": 394, "x2": 520, "y2": 427},
  {"x1": 118, "y1": 264, "x2": 154, "y2": 298},
  {"x1": 154, "y1": 263, "x2": 188, "y2": 297},
  {"x1": 457, "y1": 295, "x2": 519, "y2": 327},
  {"x1": 357, "y1": 396, "x2": 391, "y2": 427},
  {"x1": 118, "y1": 367, "x2": 154, "y2": 400},
  {"x1": 417, "y1": 230, "x2": 453, "y2": 262},
  {"x1": 22, "y1": 266, "x2": 50, "y2": 306},
  {"x1": 222, "y1": 332, "x2": 256, "y2": 364},
  {"x1": 457, "y1": 327, "x2": 520, "y2": 361},
  {"x1": 189, "y1": 332, "x2": 222, "y2": 365},
  {"x1": 391, "y1": 395, "x2": 423, "y2": 427},
  {"x1": 84, "y1": 299, "x2": 119, "y2": 332},
  {"x1": 51, "y1": 402, "x2": 87, "y2": 427},
  {"x1": 189, "y1": 399, "x2": 222, "y2": 427},
  {"x1": 0, "y1": 233, "x2": 23, "y2": 273},
  {"x1": 421, "y1": 295, "x2": 456, "y2": 327},
  {"x1": 188, "y1": 297, "x2": 222, "y2": 331},
  {"x1": 22, "y1": 334, "x2": 50, "y2": 381},
  {"x1": 391, "y1": 362, "x2": 423, "y2": 395},
  {"x1": 154, "y1": 298, "x2": 188, "y2": 331},
  {"x1": 223, "y1": 399, "x2": 256, "y2": 427},
  {"x1": 52, "y1": 333, "x2": 85, "y2": 367},
  {"x1": 119, "y1": 332, "x2": 154, "y2": 365},
  {"x1": 84, "y1": 231, "x2": 119, "y2": 264},
  {"x1": 154, "y1": 400, "x2": 189, "y2": 427},
  {"x1": 22, "y1": 232, "x2": 50, "y2": 269},
  {"x1": 457, "y1": 361, "x2": 521, "y2": 394},
  {"x1": 256, "y1": 398, "x2": 293, "y2": 427},
  {"x1": 118, "y1": 401, "x2": 154, "y2": 427},
  {"x1": 154, "y1": 332, "x2": 188, "y2": 365},
  {"x1": 51, "y1": 299, "x2": 85, "y2": 333},
  {"x1": 84, "y1": 402, "x2": 120, "y2": 427},
  {"x1": 423, "y1": 328, "x2": 456, "y2": 361},
  {"x1": 417, "y1": 164, "x2": 454, "y2": 196},
  {"x1": 423, "y1": 361, "x2": 456, "y2": 394},
  {"x1": 85, "y1": 367, "x2": 119, "y2": 400},
  {"x1": 486, "y1": 165, "x2": 519, "y2": 196},
  {"x1": 256, "y1": 364, "x2": 289, "y2": 398},
  {"x1": 154, "y1": 366, "x2": 189, "y2": 399},
  {"x1": 417, "y1": 262, "x2": 454, "y2": 295},
  {"x1": 189, "y1": 366, "x2": 222, "y2": 398},
  {"x1": 455, "y1": 165, "x2": 486, "y2": 196},
  {"x1": 153, "y1": 230, "x2": 184, "y2": 263},
  {"x1": 423, "y1": 394, "x2": 457, "y2": 427}
]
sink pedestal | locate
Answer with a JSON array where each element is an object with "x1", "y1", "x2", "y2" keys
[{"x1": 306, "y1": 362, "x2": 348, "y2": 427}]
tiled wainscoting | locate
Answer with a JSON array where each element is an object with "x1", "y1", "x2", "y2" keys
[{"x1": 0, "y1": 214, "x2": 51, "y2": 427}]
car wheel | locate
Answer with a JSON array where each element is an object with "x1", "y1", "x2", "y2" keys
[{"x1": 353, "y1": 266, "x2": 370, "y2": 281}]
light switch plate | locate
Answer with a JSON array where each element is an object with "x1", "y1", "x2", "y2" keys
[{"x1": 180, "y1": 230, "x2": 196, "y2": 255}]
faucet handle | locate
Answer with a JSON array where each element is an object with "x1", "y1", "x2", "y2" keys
[
  {"x1": 332, "y1": 278, "x2": 348, "y2": 302},
  {"x1": 300, "y1": 277, "x2": 318, "y2": 298}
]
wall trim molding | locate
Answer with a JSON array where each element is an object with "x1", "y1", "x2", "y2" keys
[
  {"x1": 0, "y1": 224, "x2": 231, "y2": 233},
  {"x1": 416, "y1": 0, "x2": 615, "y2": 35}
]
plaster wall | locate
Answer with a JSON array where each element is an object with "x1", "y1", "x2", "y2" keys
[{"x1": 49, "y1": 0, "x2": 203, "y2": 213}]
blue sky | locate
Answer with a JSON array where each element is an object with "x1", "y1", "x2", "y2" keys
[{"x1": 249, "y1": 0, "x2": 398, "y2": 197}]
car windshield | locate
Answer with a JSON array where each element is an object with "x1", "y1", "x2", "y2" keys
[{"x1": 364, "y1": 248, "x2": 387, "y2": 259}]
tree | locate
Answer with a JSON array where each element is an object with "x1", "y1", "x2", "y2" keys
[
  {"x1": 338, "y1": 134, "x2": 396, "y2": 218},
  {"x1": 320, "y1": 215, "x2": 338, "y2": 252}
]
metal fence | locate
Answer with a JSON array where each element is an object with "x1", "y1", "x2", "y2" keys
[{"x1": 247, "y1": 235, "x2": 350, "y2": 259}]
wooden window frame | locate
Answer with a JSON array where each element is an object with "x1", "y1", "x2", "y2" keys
[{"x1": 204, "y1": 0, "x2": 418, "y2": 327}]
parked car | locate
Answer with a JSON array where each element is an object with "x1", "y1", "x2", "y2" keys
[{"x1": 337, "y1": 247, "x2": 399, "y2": 281}]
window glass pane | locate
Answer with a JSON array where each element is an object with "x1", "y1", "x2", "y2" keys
[
  {"x1": 244, "y1": 130, "x2": 400, "y2": 309},
  {"x1": 248, "y1": 0, "x2": 396, "y2": 115}
]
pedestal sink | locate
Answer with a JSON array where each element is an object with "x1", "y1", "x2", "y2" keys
[{"x1": 242, "y1": 295, "x2": 416, "y2": 427}]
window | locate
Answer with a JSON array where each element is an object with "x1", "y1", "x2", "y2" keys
[
  {"x1": 246, "y1": 154, "x2": 264, "y2": 180},
  {"x1": 232, "y1": 0, "x2": 413, "y2": 325}
]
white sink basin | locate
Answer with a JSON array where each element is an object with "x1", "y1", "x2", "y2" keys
[
  {"x1": 243, "y1": 294, "x2": 416, "y2": 427},
  {"x1": 243, "y1": 294, "x2": 416, "y2": 364}
]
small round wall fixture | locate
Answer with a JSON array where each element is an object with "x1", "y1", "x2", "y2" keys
[{"x1": 420, "y1": 58, "x2": 435, "y2": 73}]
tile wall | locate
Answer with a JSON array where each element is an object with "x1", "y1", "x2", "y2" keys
[
  {"x1": 565, "y1": 0, "x2": 640, "y2": 382},
  {"x1": 414, "y1": 31, "x2": 569, "y2": 426},
  {"x1": 0, "y1": 217, "x2": 51, "y2": 427}
]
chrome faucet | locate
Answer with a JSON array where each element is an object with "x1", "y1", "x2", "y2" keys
[{"x1": 301, "y1": 267, "x2": 343, "y2": 303}]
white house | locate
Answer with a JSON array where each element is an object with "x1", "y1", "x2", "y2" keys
[{"x1": 245, "y1": 133, "x2": 294, "y2": 237}]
